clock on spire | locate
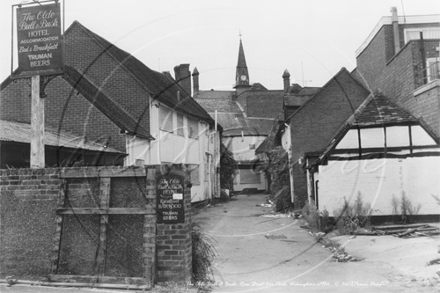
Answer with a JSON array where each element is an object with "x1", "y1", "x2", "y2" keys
[{"x1": 234, "y1": 34, "x2": 250, "y2": 93}]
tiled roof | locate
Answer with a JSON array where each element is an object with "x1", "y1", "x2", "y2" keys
[
  {"x1": 0, "y1": 120, "x2": 124, "y2": 153},
  {"x1": 72, "y1": 21, "x2": 214, "y2": 125},
  {"x1": 352, "y1": 94, "x2": 418, "y2": 126},
  {"x1": 238, "y1": 91, "x2": 285, "y2": 119},
  {"x1": 310, "y1": 93, "x2": 439, "y2": 167},
  {"x1": 284, "y1": 96, "x2": 310, "y2": 107},
  {"x1": 298, "y1": 87, "x2": 321, "y2": 96},
  {"x1": 249, "y1": 83, "x2": 268, "y2": 91},
  {"x1": 255, "y1": 122, "x2": 280, "y2": 154},
  {"x1": 194, "y1": 98, "x2": 242, "y2": 114},
  {"x1": 194, "y1": 90, "x2": 234, "y2": 100},
  {"x1": 63, "y1": 65, "x2": 154, "y2": 140},
  {"x1": 215, "y1": 113, "x2": 275, "y2": 137}
]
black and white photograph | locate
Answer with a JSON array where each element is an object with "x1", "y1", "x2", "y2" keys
[{"x1": 0, "y1": 0, "x2": 439, "y2": 292}]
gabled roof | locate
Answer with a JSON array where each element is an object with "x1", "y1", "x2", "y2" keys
[
  {"x1": 311, "y1": 93, "x2": 440, "y2": 167},
  {"x1": 68, "y1": 21, "x2": 214, "y2": 125},
  {"x1": 284, "y1": 68, "x2": 370, "y2": 122},
  {"x1": 0, "y1": 120, "x2": 124, "y2": 153},
  {"x1": 351, "y1": 94, "x2": 418, "y2": 126},
  {"x1": 63, "y1": 65, "x2": 154, "y2": 140}
]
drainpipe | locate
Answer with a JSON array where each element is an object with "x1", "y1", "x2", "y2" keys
[
  {"x1": 420, "y1": 32, "x2": 427, "y2": 85},
  {"x1": 391, "y1": 7, "x2": 400, "y2": 54}
]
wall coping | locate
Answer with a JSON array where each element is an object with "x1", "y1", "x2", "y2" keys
[{"x1": 414, "y1": 79, "x2": 440, "y2": 97}]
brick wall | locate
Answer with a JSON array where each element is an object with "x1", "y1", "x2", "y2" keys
[
  {"x1": 1, "y1": 21, "x2": 153, "y2": 153},
  {"x1": 65, "y1": 23, "x2": 150, "y2": 133},
  {"x1": 406, "y1": 82, "x2": 440, "y2": 136},
  {"x1": 288, "y1": 69, "x2": 369, "y2": 208},
  {"x1": 1, "y1": 168, "x2": 62, "y2": 277},
  {"x1": 355, "y1": 22, "x2": 439, "y2": 134},
  {"x1": 0, "y1": 166, "x2": 192, "y2": 285}
]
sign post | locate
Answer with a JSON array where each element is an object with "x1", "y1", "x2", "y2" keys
[
  {"x1": 156, "y1": 172, "x2": 185, "y2": 224},
  {"x1": 13, "y1": 1, "x2": 64, "y2": 168},
  {"x1": 31, "y1": 75, "x2": 45, "y2": 168}
]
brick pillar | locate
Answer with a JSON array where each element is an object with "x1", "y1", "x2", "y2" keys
[{"x1": 155, "y1": 166, "x2": 192, "y2": 283}]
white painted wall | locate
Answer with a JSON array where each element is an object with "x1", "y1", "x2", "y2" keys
[
  {"x1": 224, "y1": 136, "x2": 267, "y2": 162},
  {"x1": 223, "y1": 135, "x2": 267, "y2": 192},
  {"x1": 317, "y1": 157, "x2": 440, "y2": 216},
  {"x1": 124, "y1": 99, "x2": 220, "y2": 202}
]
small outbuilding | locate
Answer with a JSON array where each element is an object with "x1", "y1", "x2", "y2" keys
[{"x1": 308, "y1": 93, "x2": 440, "y2": 221}]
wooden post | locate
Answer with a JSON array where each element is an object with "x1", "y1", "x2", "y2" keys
[
  {"x1": 96, "y1": 177, "x2": 111, "y2": 277},
  {"x1": 31, "y1": 75, "x2": 45, "y2": 168}
]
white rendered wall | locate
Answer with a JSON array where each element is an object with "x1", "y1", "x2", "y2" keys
[
  {"x1": 317, "y1": 157, "x2": 440, "y2": 216},
  {"x1": 125, "y1": 99, "x2": 219, "y2": 202},
  {"x1": 224, "y1": 136, "x2": 266, "y2": 162},
  {"x1": 223, "y1": 135, "x2": 267, "y2": 192}
]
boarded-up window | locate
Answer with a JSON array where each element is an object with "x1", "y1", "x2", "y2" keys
[
  {"x1": 188, "y1": 118, "x2": 199, "y2": 138},
  {"x1": 177, "y1": 112, "x2": 184, "y2": 136},
  {"x1": 239, "y1": 169, "x2": 261, "y2": 184},
  {"x1": 159, "y1": 107, "x2": 173, "y2": 133}
]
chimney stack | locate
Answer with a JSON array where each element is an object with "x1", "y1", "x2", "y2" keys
[
  {"x1": 174, "y1": 64, "x2": 191, "y2": 96},
  {"x1": 391, "y1": 7, "x2": 400, "y2": 54},
  {"x1": 192, "y1": 67, "x2": 199, "y2": 95},
  {"x1": 282, "y1": 69, "x2": 290, "y2": 92}
]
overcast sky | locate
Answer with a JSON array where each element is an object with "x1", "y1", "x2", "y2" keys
[{"x1": 1, "y1": 0, "x2": 439, "y2": 91}]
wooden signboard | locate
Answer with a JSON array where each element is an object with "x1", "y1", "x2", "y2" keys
[
  {"x1": 156, "y1": 172, "x2": 185, "y2": 224},
  {"x1": 16, "y1": 2, "x2": 63, "y2": 74}
]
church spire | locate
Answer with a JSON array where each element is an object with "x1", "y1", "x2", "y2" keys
[{"x1": 234, "y1": 36, "x2": 250, "y2": 91}]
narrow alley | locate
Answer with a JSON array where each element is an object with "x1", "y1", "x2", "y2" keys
[{"x1": 195, "y1": 194, "x2": 434, "y2": 293}]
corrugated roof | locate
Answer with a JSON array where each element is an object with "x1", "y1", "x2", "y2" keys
[
  {"x1": 0, "y1": 120, "x2": 124, "y2": 153},
  {"x1": 63, "y1": 65, "x2": 154, "y2": 140},
  {"x1": 71, "y1": 21, "x2": 215, "y2": 125}
]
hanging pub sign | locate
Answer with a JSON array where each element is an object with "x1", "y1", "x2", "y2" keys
[
  {"x1": 156, "y1": 172, "x2": 185, "y2": 224},
  {"x1": 15, "y1": 1, "x2": 63, "y2": 74}
]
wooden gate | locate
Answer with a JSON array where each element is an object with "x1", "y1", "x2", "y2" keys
[{"x1": 49, "y1": 167, "x2": 156, "y2": 289}]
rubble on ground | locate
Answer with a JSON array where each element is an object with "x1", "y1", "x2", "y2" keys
[
  {"x1": 309, "y1": 231, "x2": 359, "y2": 263},
  {"x1": 353, "y1": 224, "x2": 440, "y2": 238}
]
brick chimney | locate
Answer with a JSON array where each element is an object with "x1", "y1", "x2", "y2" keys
[
  {"x1": 391, "y1": 7, "x2": 400, "y2": 54},
  {"x1": 174, "y1": 64, "x2": 191, "y2": 96},
  {"x1": 192, "y1": 67, "x2": 199, "y2": 95},
  {"x1": 282, "y1": 69, "x2": 290, "y2": 92}
]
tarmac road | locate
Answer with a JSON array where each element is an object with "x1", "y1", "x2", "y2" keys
[{"x1": 194, "y1": 193, "x2": 437, "y2": 293}]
